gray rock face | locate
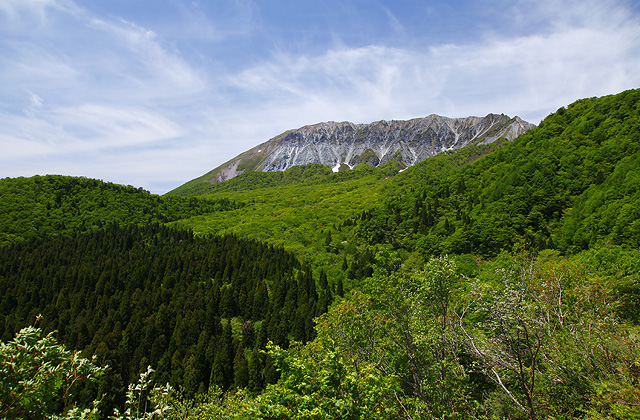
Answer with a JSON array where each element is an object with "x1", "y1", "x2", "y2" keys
[{"x1": 209, "y1": 113, "x2": 535, "y2": 183}]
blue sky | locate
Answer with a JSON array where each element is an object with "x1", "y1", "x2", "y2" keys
[{"x1": 1, "y1": 0, "x2": 639, "y2": 194}]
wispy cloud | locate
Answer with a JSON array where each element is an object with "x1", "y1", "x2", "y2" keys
[
  {"x1": 0, "y1": 0, "x2": 639, "y2": 193},
  {"x1": 0, "y1": 0, "x2": 209, "y2": 191},
  {"x1": 227, "y1": 0, "x2": 640, "y2": 127},
  {"x1": 0, "y1": 0, "x2": 70, "y2": 22},
  {"x1": 88, "y1": 17, "x2": 207, "y2": 98}
]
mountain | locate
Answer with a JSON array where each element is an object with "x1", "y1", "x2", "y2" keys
[
  {"x1": 2, "y1": 90, "x2": 640, "y2": 419},
  {"x1": 167, "y1": 89, "x2": 640, "y2": 276},
  {"x1": 355, "y1": 89, "x2": 640, "y2": 255},
  {"x1": 188, "y1": 113, "x2": 534, "y2": 186}
]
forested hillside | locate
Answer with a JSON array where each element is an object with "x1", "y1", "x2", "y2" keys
[
  {"x1": 359, "y1": 88, "x2": 640, "y2": 256},
  {"x1": 0, "y1": 175, "x2": 243, "y2": 245},
  {"x1": 0, "y1": 223, "x2": 331, "y2": 413},
  {"x1": 168, "y1": 140, "x2": 505, "y2": 290},
  {"x1": 1, "y1": 89, "x2": 639, "y2": 419},
  {"x1": 166, "y1": 90, "x2": 640, "y2": 291}
]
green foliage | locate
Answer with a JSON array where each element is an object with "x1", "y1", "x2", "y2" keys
[
  {"x1": 168, "y1": 386, "x2": 253, "y2": 420},
  {"x1": 455, "y1": 251, "x2": 640, "y2": 419},
  {"x1": 170, "y1": 160, "x2": 403, "y2": 196},
  {"x1": 337, "y1": 89, "x2": 640, "y2": 257},
  {"x1": 0, "y1": 325, "x2": 173, "y2": 420},
  {"x1": 0, "y1": 175, "x2": 243, "y2": 246},
  {"x1": 0, "y1": 224, "x2": 330, "y2": 415},
  {"x1": 316, "y1": 263, "x2": 477, "y2": 418},
  {"x1": 244, "y1": 251, "x2": 640, "y2": 419},
  {"x1": 236, "y1": 155, "x2": 266, "y2": 173},
  {"x1": 0, "y1": 321, "x2": 104, "y2": 419},
  {"x1": 250, "y1": 341, "x2": 399, "y2": 419},
  {"x1": 559, "y1": 151, "x2": 640, "y2": 251},
  {"x1": 111, "y1": 366, "x2": 173, "y2": 420},
  {"x1": 168, "y1": 166, "x2": 391, "y2": 289}
]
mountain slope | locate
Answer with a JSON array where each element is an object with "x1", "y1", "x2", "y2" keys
[
  {"x1": 0, "y1": 175, "x2": 243, "y2": 245},
  {"x1": 357, "y1": 88, "x2": 640, "y2": 256},
  {"x1": 168, "y1": 140, "x2": 512, "y2": 287},
  {"x1": 173, "y1": 113, "x2": 534, "y2": 193},
  {"x1": 169, "y1": 89, "x2": 640, "y2": 282}
]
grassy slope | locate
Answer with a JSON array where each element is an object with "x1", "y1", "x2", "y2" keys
[
  {"x1": 168, "y1": 89, "x2": 640, "y2": 287},
  {"x1": 170, "y1": 171, "x2": 389, "y2": 285},
  {"x1": 168, "y1": 144, "x2": 503, "y2": 286}
]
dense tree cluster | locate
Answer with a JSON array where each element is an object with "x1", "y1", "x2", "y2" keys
[
  {"x1": 0, "y1": 175, "x2": 243, "y2": 245},
  {"x1": 351, "y1": 89, "x2": 640, "y2": 256},
  {"x1": 245, "y1": 250, "x2": 640, "y2": 419},
  {"x1": 0, "y1": 224, "x2": 330, "y2": 415}
]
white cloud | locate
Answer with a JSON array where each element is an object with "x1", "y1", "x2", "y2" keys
[
  {"x1": 85, "y1": 17, "x2": 206, "y2": 99},
  {"x1": 0, "y1": 0, "x2": 83, "y2": 27},
  {"x1": 0, "y1": 104, "x2": 182, "y2": 157},
  {"x1": 226, "y1": 0, "x2": 640, "y2": 127},
  {"x1": 529, "y1": 0, "x2": 636, "y2": 32},
  {"x1": 2, "y1": 43, "x2": 78, "y2": 92},
  {"x1": 1, "y1": 0, "x2": 639, "y2": 193},
  {"x1": 0, "y1": 104, "x2": 192, "y2": 194},
  {"x1": 2, "y1": 0, "x2": 206, "y2": 103},
  {"x1": 0, "y1": 0, "x2": 58, "y2": 20},
  {"x1": 172, "y1": 0, "x2": 259, "y2": 40},
  {"x1": 53, "y1": 104, "x2": 184, "y2": 147},
  {"x1": 25, "y1": 91, "x2": 44, "y2": 115}
]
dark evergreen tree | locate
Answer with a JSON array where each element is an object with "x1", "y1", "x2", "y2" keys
[
  {"x1": 0, "y1": 224, "x2": 328, "y2": 415},
  {"x1": 233, "y1": 344, "x2": 249, "y2": 389},
  {"x1": 336, "y1": 278, "x2": 344, "y2": 297}
]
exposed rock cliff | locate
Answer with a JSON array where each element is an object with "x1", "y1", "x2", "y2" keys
[{"x1": 207, "y1": 113, "x2": 535, "y2": 183}]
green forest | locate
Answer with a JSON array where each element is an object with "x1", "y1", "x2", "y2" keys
[
  {"x1": 1, "y1": 89, "x2": 639, "y2": 419},
  {"x1": 0, "y1": 175, "x2": 243, "y2": 246}
]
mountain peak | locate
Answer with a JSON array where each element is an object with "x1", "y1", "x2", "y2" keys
[{"x1": 203, "y1": 113, "x2": 535, "y2": 184}]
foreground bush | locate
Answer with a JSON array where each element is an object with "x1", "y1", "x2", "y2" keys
[{"x1": 0, "y1": 320, "x2": 103, "y2": 419}]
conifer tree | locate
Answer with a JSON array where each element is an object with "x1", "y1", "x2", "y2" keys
[
  {"x1": 336, "y1": 278, "x2": 344, "y2": 297},
  {"x1": 233, "y1": 344, "x2": 249, "y2": 389}
]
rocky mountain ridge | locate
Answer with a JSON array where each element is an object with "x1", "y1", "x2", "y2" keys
[{"x1": 207, "y1": 113, "x2": 535, "y2": 183}]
